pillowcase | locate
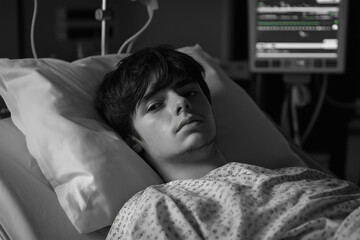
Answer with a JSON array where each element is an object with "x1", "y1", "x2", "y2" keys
[
  {"x1": 0, "y1": 55, "x2": 163, "y2": 233},
  {"x1": 0, "y1": 45, "x2": 304, "y2": 233}
]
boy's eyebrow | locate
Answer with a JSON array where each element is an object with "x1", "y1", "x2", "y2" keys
[
  {"x1": 140, "y1": 78, "x2": 196, "y2": 105},
  {"x1": 174, "y1": 78, "x2": 196, "y2": 90},
  {"x1": 139, "y1": 85, "x2": 160, "y2": 106}
]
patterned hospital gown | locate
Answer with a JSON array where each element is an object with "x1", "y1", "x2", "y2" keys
[{"x1": 107, "y1": 162, "x2": 360, "y2": 240}]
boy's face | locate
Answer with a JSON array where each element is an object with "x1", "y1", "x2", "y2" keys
[{"x1": 132, "y1": 75, "x2": 216, "y2": 164}]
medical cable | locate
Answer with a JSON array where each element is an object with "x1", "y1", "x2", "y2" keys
[
  {"x1": 290, "y1": 85, "x2": 301, "y2": 146},
  {"x1": 280, "y1": 89, "x2": 290, "y2": 136},
  {"x1": 31, "y1": 0, "x2": 38, "y2": 59},
  {"x1": 301, "y1": 74, "x2": 328, "y2": 145},
  {"x1": 118, "y1": 0, "x2": 158, "y2": 54},
  {"x1": 125, "y1": 13, "x2": 153, "y2": 53},
  {"x1": 118, "y1": 7, "x2": 154, "y2": 54}
]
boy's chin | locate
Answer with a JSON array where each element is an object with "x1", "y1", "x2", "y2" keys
[{"x1": 181, "y1": 133, "x2": 215, "y2": 152}]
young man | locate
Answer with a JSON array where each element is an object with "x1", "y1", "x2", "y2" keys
[
  {"x1": 96, "y1": 46, "x2": 360, "y2": 240},
  {"x1": 95, "y1": 45, "x2": 227, "y2": 182}
]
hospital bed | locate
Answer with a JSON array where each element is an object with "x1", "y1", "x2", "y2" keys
[{"x1": 0, "y1": 44, "x2": 329, "y2": 240}]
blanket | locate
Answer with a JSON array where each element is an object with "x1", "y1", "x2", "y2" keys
[{"x1": 106, "y1": 162, "x2": 360, "y2": 240}]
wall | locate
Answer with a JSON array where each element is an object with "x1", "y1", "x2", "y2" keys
[
  {"x1": 15, "y1": 0, "x2": 234, "y2": 61},
  {"x1": 0, "y1": 0, "x2": 19, "y2": 58},
  {"x1": 134, "y1": 0, "x2": 234, "y2": 60}
]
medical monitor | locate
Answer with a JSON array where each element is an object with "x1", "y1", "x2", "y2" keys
[{"x1": 248, "y1": 0, "x2": 348, "y2": 73}]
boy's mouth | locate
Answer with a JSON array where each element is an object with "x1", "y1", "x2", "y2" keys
[{"x1": 175, "y1": 116, "x2": 203, "y2": 133}]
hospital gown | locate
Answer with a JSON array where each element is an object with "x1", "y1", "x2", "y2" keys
[{"x1": 107, "y1": 162, "x2": 360, "y2": 240}]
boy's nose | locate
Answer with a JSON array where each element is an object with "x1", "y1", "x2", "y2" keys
[{"x1": 175, "y1": 96, "x2": 191, "y2": 115}]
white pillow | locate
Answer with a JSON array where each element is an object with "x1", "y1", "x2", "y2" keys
[
  {"x1": 0, "y1": 118, "x2": 107, "y2": 240},
  {"x1": 0, "y1": 55, "x2": 163, "y2": 233},
  {"x1": 0, "y1": 45, "x2": 304, "y2": 233}
]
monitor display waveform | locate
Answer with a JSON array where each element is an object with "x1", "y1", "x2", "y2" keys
[{"x1": 255, "y1": 0, "x2": 340, "y2": 58}]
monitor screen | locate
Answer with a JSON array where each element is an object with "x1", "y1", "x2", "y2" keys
[{"x1": 248, "y1": 0, "x2": 348, "y2": 73}]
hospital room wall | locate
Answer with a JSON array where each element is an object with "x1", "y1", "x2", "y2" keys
[
  {"x1": 0, "y1": 1, "x2": 20, "y2": 58},
  {"x1": 0, "y1": 0, "x2": 235, "y2": 61}
]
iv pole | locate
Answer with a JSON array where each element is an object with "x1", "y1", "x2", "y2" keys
[
  {"x1": 95, "y1": 0, "x2": 111, "y2": 55},
  {"x1": 95, "y1": 0, "x2": 158, "y2": 55}
]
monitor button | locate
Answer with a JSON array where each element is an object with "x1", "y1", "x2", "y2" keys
[
  {"x1": 325, "y1": 60, "x2": 338, "y2": 68},
  {"x1": 314, "y1": 59, "x2": 323, "y2": 68},
  {"x1": 255, "y1": 60, "x2": 269, "y2": 68},
  {"x1": 272, "y1": 60, "x2": 281, "y2": 68},
  {"x1": 295, "y1": 59, "x2": 310, "y2": 68}
]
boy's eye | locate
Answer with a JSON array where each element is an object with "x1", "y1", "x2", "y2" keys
[
  {"x1": 184, "y1": 90, "x2": 199, "y2": 97},
  {"x1": 146, "y1": 102, "x2": 162, "y2": 112}
]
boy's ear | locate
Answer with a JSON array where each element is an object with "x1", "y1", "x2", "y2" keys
[{"x1": 127, "y1": 136, "x2": 143, "y2": 153}]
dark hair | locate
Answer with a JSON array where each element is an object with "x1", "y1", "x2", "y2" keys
[{"x1": 95, "y1": 45, "x2": 211, "y2": 141}]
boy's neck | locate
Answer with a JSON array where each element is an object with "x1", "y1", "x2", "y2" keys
[{"x1": 158, "y1": 146, "x2": 227, "y2": 182}]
